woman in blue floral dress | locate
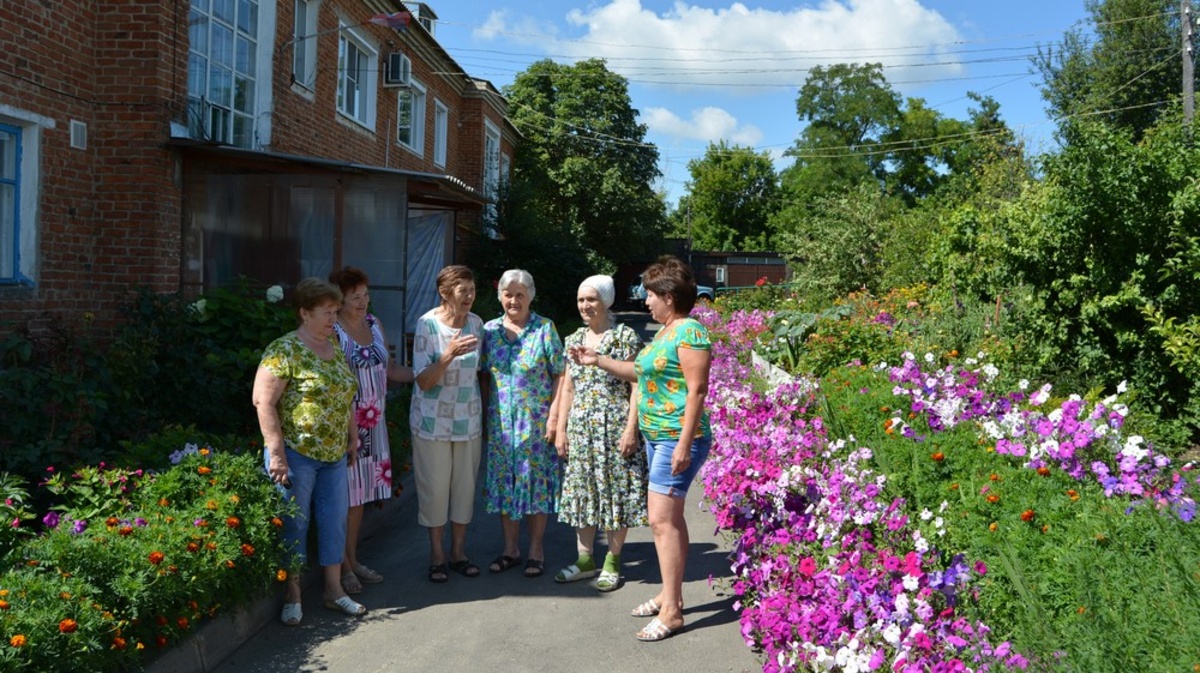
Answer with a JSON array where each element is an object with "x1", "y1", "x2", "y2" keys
[
  {"x1": 553, "y1": 275, "x2": 646, "y2": 592},
  {"x1": 482, "y1": 269, "x2": 566, "y2": 578}
]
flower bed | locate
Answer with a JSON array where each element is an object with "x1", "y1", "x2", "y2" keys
[
  {"x1": 699, "y1": 306, "x2": 1200, "y2": 673},
  {"x1": 0, "y1": 446, "x2": 291, "y2": 673}
]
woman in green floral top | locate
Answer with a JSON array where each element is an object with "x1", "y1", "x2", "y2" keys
[
  {"x1": 252, "y1": 278, "x2": 366, "y2": 626},
  {"x1": 570, "y1": 256, "x2": 712, "y2": 642}
]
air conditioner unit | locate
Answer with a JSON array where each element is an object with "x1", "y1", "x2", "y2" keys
[{"x1": 384, "y1": 52, "x2": 411, "y2": 87}]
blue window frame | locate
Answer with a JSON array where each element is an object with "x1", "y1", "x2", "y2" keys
[{"x1": 0, "y1": 122, "x2": 20, "y2": 283}]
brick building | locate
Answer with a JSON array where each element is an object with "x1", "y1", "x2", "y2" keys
[{"x1": 0, "y1": 0, "x2": 517, "y2": 339}]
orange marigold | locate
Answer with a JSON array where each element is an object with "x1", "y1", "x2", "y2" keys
[
  {"x1": 1067, "y1": 489, "x2": 1080, "y2": 502},
  {"x1": 931, "y1": 452, "x2": 945, "y2": 462},
  {"x1": 226, "y1": 516, "x2": 241, "y2": 528},
  {"x1": 112, "y1": 636, "x2": 127, "y2": 650},
  {"x1": 10, "y1": 635, "x2": 25, "y2": 648},
  {"x1": 240, "y1": 543, "x2": 255, "y2": 557},
  {"x1": 270, "y1": 517, "x2": 283, "y2": 528},
  {"x1": 949, "y1": 483, "x2": 959, "y2": 491},
  {"x1": 177, "y1": 617, "x2": 189, "y2": 630},
  {"x1": 986, "y1": 494, "x2": 1000, "y2": 504},
  {"x1": 118, "y1": 526, "x2": 133, "y2": 537},
  {"x1": 988, "y1": 522, "x2": 998, "y2": 532},
  {"x1": 276, "y1": 569, "x2": 288, "y2": 582},
  {"x1": 158, "y1": 498, "x2": 170, "y2": 507},
  {"x1": 1036, "y1": 467, "x2": 1051, "y2": 477},
  {"x1": 148, "y1": 551, "x2": 165, "y2": 565},
  {"x1": 0, "y1": 600, "x2": 9, "y2": 610},
  {"x1": 1021, "y1": 510, "x2": 1036, "y2": 522},
  {"x1": 197, "y1": 466, "x2": 212, "y2": 475},
  {"x1": 106, "y1": 517, "x2": 119, "y2": 527},
  {"x1": 225, "y1": 560, "x2": 236, "y2": 569},
  {"x1": 989, "y1": 473, "x2": 1000, "y2": 481},
  {"x1": 186, "y1": 542, "x2": 199, "y2": 553},
  {"x1": 59, "y1": 618, "x2": 78, "y2": 634},
  {"x1": 156, "y1": 635, "x2": 168, "y2": 648}
]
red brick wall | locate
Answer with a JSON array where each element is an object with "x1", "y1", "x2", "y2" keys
[{"x1": 0, "y1": 0, "x2": 183, "y2": 333}]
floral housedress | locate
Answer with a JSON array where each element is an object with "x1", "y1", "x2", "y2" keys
[{"x1": 559, "y1": 323, "x2": 649, "y2": 530}]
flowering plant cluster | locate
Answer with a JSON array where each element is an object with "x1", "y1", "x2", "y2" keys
[
  {"x1": 699, "y1": 303, "x2": 1200, "y2": 672},
  {"x1": 0, "y1": 445, "x2": 293, "y2": 673}
]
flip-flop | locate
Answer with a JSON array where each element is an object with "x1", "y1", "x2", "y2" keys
[
  {"x1": 630, "y1": 598, "x2": 661, "y2": 617},
  {"x1": 636, "y1": 617, "x2": 683, "y2": 642},
  {"x1": 449, "y1": 559, "x2": 480, "y2": 577},
  {"x1": 323, "y1": 595, "x2": 367, "y2": 617},
  {"x1": 488, "y1": 554, "x2": 522, "y2": 573},
  {"x1": 280, "y1": 602, "x2": 302, "y2": 626}
]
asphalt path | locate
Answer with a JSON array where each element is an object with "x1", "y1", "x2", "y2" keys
[{"x1": 211, "y1": 309, "x2": 760, "y2": 673}]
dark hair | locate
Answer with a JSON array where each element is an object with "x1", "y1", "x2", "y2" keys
[
  {"x1": 642, "y1": 255, "x2": 697, "y2": 315},
  {"x1": 436, "y1": 265, "x2": 475, "y2": 304},
  {"x1": 293, "y1": 278, "x2": 343, "y2": 318},
  {"x1": 329, "y1": 266, "x2": 369, "y2": 294}
]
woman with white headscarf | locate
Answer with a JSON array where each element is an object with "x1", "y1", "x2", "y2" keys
[{"x1": 553, "y1": 275, "x2": 647, "y2": 591}]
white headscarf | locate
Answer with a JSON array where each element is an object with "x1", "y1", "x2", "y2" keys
[{"x1": 579, "y1": 275, "x2": 615, "y2": 308}]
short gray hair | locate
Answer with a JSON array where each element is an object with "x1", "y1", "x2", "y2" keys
[{"x1": 497, "y1": 268, "x2": 535, "y2": 300}]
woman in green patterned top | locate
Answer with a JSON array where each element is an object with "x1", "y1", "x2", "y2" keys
[
  {"x1": 569, "y1": 256, "x2": 712, "y2": 642},
  {"x1": 252, "y1": 278, "x2": 366, "y2": 626}
]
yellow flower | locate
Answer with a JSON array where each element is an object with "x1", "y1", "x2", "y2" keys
[
  {"x1": 662, "y1": 401, "x2": 677, "y2": 415},
  {"x1": 653, "y1": 357, "x2": 667, "y2": 371}
]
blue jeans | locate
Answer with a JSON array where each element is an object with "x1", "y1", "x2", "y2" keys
[
  {"x1": 266, "y1": 446, "x2": 348, "y2": 569},
  {"x1": 645, "y1": 435, "x2": 711, "y2": 498}
]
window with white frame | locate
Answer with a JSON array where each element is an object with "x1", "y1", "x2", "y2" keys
[
  {"x1": 432, "y1": 100, "x2": 448, "y2": 167},
  {"x1": 0, "y1": 113, "x2": 40, "y2": 285},
  {"x1": 187, "y1": 0, "x2": 260, "y2": 147},
  {"x1": 397, "y1": 81, "x2": 426, "y2": 153},
  {"x1": 292, "y1": 0, "x2": 319, "y2": 90},
  {"x1": 483, "y1": 120, "x2": 500, "y2": 199},
  {"x1": 337, "y1": 23, "x2": 377, "y2": 128}
]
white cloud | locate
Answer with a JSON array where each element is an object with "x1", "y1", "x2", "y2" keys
[
  {"x1": 557, "y1": 0, "x2": 963, "y2": 91},
  {"x1": 644, "y1": 106, "x2": 763, "y2": 145},
  {"x1": 473, "y1": 9, "x2": 559, "y2": 46}
]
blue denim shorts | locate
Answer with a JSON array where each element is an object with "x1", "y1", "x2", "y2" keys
[{"x1": 645, "y1": 434, "x2": 711, "y2": 498}]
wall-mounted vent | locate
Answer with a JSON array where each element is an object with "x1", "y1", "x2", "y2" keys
[
  {"x1": 69, "y1": 120, "x2": 87, "y2": 150},
  {"x1": 384, "y1": 52, "x2": 411, "y2": 88}
]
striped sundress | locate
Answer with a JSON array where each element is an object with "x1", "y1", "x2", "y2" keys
[{"x1": 334, "y1": 314, "x2": 393, "y2": 506}]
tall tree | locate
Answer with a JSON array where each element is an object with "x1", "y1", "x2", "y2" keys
[
  {"x1": 676, "y1": 141, "x2": 779, "y2": 252},
  {"x1": 503, "y1": 59, "x2": 667, "y2": 267},
  {"x1": 1035, "y1": 0, "x2": 1185, "y2": 140},
  {"x1": 781, "y1": 62, "x2": 901, "y2": 203}
]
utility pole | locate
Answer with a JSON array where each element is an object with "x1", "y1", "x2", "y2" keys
[{"x1": 1186, "y1": 0, "x2": 1195, "y2": 132}]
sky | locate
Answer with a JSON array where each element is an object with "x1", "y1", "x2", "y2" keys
[{"x1": 417, "y1": 0, "x2": 1094, "y2": 204}]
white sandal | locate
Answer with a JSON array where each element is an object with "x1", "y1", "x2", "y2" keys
[
  {"x1": 324, "y1": 595, "x2": 367, "y2": 616},
  {"x1": 554, "y1": 563, "x2": 599, "y2": 583},
  {"x1": 280, "y1": 602, "x2": 302, "y2": 626},
  {"x1": 595, "y1": 569, "x2": 620, "y2": 592}
]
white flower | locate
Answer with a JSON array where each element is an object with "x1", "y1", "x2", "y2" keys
[
  {"x1": 902, "y1": 574, "x2": 920, "y2": 591},
  {"x1": 924, "y1": 352, "x2": 935, "y2": 363},
  {"x1": 981, "y1": 363, "x2": 1000, "y2": 381},
  {"x1": 920, "y1": 508, "x2": 933, "y2": 521},
  {"x1": 266, "y1": 285, "x2": 284, "y2": 303},
  {"x1": 1018, "y1": 379, "x2": 1030, "y2": 390},
  {"x1": 189, "y1": 298, "x2": 208, "y2": 317},
  {"x1": 882, "y1": 623, "x2": 902, "y2": 645},
  {"x1": 1117, "y1": 380, "x2": 1128, "y2": 394}
]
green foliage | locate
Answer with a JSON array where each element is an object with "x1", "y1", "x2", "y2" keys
[
  {"x1": 0, "y1": 448, "x2": 291, "y2": 672},
  {"x1": 503, "y1": 58, "x2": 668, "y2": 269},
  {"x1": 677, "y1": 141, "x2": 779, "y2": 252},
  {"x1": 0, "y1": 283, "x2": 293, "y2": 485},
  {"x1": 1035, "y1": 0, "x2": 1183, "y2": 140},
  {"x1": 774, "y1": 183, "x2": 902, "y2": 303}
]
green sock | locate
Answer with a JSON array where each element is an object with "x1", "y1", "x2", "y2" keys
[
  {"x1": 603, "y1": 553, "x2": 620, "y2": 573},
  {"x1": 576, "y1": 553, "x2": 595, "y2": 570}
]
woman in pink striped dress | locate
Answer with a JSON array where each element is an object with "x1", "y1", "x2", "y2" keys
[{"x1": 330, "y1": 266, "x2": 412, "y2": 595}]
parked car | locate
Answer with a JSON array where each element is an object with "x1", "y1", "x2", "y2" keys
[{"x1": 628, "y1": 274, "x2": 713, "y2": 310}]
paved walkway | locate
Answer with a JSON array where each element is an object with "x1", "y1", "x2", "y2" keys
[{"x1": 208, "y1": 473, "x2": 759, "y2": 673}]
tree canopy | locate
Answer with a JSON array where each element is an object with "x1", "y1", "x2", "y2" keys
[
  {"x1": 674, "y1": 141, "x2": 779, "y2": 252},
  {"x1": 502, "y1": 58, "x2": 667, "y2": 268}
]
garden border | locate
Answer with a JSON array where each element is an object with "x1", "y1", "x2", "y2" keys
[{"x1": 143, "y1": 474, "x2": 415, "y2": 673}]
